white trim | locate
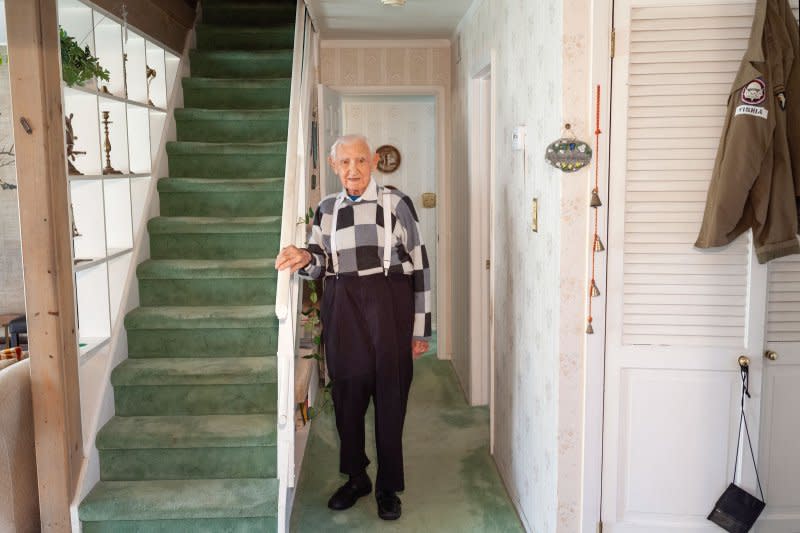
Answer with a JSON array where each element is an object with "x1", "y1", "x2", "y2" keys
[
  {"x1": 488, "y1": 48, "x2": 497, "y2": 455},
  {"x1": 581, "y1": 0, "x2": 613, "y2": 531},
  {"x1": 453, "y1": 0, "x2": 484, "y2": 39},
  {"x1": 321, "y1": 39, "x2": 451, "y2": 49},
  {"x1": 467, "y1": 59, "x2": 493, "y2": 410},
  {"x1": 327, "y1": 84, "x2": 452, "y2": 361}
]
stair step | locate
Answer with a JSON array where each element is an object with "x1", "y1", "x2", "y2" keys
[
  {"x1": 79, "y1": 479, "x2": 278, "y2": 522},
  {"x1": 175, "y1": 108, "x2": 289, "y2": 143},
  {"x1": 111, "y1": 357, "x2": 276, "y2": 386},
  {"x1": 158, "y1": 177, "x2": 284, "y2": 216},
  {"x1": 97, "y1": 414, "x2": 277, "y2": 481},
  {"x1": 124, "y1": 305, "x2": 277, "y2": 331},
  {"x1": 148, "y1": 216, "x2": 281, "y2": 259},
  {"x1": 167, "y1": 141, "x2": 287, "y2": 178},
  {"x1": 190, "y1": 50, "x2": 292, "y2": 79},
  {"x1": 137, "y1": 259, "x2": 278, "y2": 306},
  {"x1": 202, "y1": 2, "x2": 295, "y2": 26},
  {"x1": 182, "y1": 77, "x2": 290, "y2": 110},
  {"x1": 196, "y1": 24, "x2": 295, "y2": 51},
  {"x1": 112, "y1": 357, "x2": 277, "y2": 416}
]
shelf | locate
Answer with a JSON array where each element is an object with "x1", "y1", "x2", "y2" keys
[
  {"x1": 68, "y1": 172, "x2": 149, "y2": 181},
  {"x1": 79, "y1": 336, "x2": 110, "y2": 359},
  {"x1": 65, "y1": 84, "x2": 167, "y2": 112},
  {"x1": 59, "y1": 0, "x2": 179, "y2": 363}
]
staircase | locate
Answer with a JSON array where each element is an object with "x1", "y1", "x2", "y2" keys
[{"x1": 79, "y1": 2, "x2": 296, "y2": 531}]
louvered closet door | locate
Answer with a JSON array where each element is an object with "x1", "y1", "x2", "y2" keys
[
  {"x1": 602, "y1": 1, "x2": 778, "y2": 531},
  {"x1": 759, "y1": 252, "x2": 800, "y2": 532}
]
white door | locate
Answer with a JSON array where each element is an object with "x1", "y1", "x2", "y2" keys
[
  {"x1": 341, "y1": 95, "x2": 438, "y2": 329},
  {"x1": 758, "y1": 254, "x2": 800, "y2": 532},
  {"x1": 603, "y1": 1, "x2": 772, "y2": 531},
  {"x1": 317, "y1": 84, "x2": 342, "y2": 197}
]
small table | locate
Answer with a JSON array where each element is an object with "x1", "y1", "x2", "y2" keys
[{"x1": 0, "y1": 313, "x2": 23, "y2": 348}]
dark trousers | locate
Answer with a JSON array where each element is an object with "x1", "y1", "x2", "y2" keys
[{"x1": 321, "y1": 273, "x2": 414, "y2": 492}]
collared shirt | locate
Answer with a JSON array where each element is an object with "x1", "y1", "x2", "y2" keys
[
  {"x1": 695, "y1": 0, "x2": 800, "y2": 263},
  {"x1": 300, "y1": 178, "x2": 432, "y2": 340}
]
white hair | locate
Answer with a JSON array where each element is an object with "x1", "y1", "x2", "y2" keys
[{"x1": 329, "y1": 134, "x2": 372, "y2": 160}]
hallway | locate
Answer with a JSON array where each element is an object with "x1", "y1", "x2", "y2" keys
[{"x1": 291, "y1": 340, "x2": 522, "y2": 532}]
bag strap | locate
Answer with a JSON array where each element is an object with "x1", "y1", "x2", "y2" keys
[{"x1": 732, "y1": 363, "x2": 765, "y2": 501}]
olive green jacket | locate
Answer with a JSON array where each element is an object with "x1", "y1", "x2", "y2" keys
[{"x1": 695, "y1": 0, "x2": 800, "y2": 263}]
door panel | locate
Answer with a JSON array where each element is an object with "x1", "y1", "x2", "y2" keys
[
  {"x1": 759, "y1": 254, "x2": 800, "y2": 532},
  {"x1": 603, "y1": 1, "x2": 774, "y2": 531},
  {"x1": 317, "y1": 84, "x2": 342, "y2": 197}
]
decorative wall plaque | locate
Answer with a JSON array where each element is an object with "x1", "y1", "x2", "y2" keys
[{"x1": 376, "y1": 144, "x2": 401, "y2": 173}]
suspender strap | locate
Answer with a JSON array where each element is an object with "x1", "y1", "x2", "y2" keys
[
  {"x1": 330, "y1": 194, "x2": 346, "y2": 276},
  {"x1": 383, "y1": 189, "x2": 392, "y2": 276}
]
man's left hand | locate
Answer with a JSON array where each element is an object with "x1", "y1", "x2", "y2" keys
[{"x1": 412, "y1": 340, "x2": 429, "y2": 359}]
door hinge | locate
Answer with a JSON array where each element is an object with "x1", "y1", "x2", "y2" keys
[
  {"x1": 610, "y1": 29, "x2": 616, "y2": 58},
  {"x1": 598, "y1": 520, "x2": 604, "y2": 533},
  {"x1": 485, "y1": 259, "x2": 490, "y2": 270}
]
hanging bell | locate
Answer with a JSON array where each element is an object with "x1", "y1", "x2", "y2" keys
[
  {"x1": 594, "y1": 235, "x2": 605, "y2": 252},
  {"x1": 590, "y1": 279, "x2": 601, "y2": 297},
  {"x1": 586, "y1": 320, "x2": 594, "y2": 334},
  {"x1": 590, "y1": 189, "x2": 602, "y2": 208}
]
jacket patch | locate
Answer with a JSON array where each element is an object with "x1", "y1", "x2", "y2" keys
[
  {"x1": 735, "y1": 105, "x2": 769, "y2": 119},
  {"x1": 741, "y1": 78, "x2": 767, "y2": 105}
]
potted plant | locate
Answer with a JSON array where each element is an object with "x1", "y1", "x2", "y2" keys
[{"x1": 59, "y1": 28, "x2": 110, "y2": 87}]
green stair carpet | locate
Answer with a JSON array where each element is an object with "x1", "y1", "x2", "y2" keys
[{"x1": 80, "y1": 1, "x2": 295, "y2": 530}]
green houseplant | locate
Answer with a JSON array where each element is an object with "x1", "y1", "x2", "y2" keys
[{"x1": 59, "y1": 28, "x2": 110, "y2": 87}]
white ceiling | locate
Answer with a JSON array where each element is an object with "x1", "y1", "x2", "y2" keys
[{"x1": 305, "y1": 0, "x2": 475, "y2": 40}]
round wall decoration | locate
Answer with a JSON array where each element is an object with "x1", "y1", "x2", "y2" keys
[
  {"x1": 545, "y1": 137, "x2": 592, "y2": 173},
  {"x1": 376, "y1": 145, "x2": 401, "y2": 173}
]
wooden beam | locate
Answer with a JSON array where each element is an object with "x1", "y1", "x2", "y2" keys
[
  {"x1": 4, "y1": 0, "x2": 83, "y2": 530},
  {"x1": 92, "y1": 0, "x2": 196, "y2": 53}
]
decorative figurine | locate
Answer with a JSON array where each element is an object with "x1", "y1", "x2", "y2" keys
[
  {"x1": 101, "y1": 111, "x2": 122, "y2": 175},
  {"x1": 146, "y1": 65, "x2": 157, "y2": 107},
  {"x1": 65, "y1": 113, "x2": 86, "y2": 175}
]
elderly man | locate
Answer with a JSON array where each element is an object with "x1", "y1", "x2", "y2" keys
[{"x1": 276, "y1": 134, "x2": 431, "y2": 520}]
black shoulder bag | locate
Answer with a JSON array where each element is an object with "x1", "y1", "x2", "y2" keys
[{"x1": 707, "y1": 362, "x2": 766, "y2": 533}]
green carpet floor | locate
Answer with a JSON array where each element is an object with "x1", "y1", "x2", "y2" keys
[
  {"x1": 290, "y1": 344, "x2": 523, "y2": 532},
  {"x1": 79, "y1": 1, "x2": 295, "y2": 530}
]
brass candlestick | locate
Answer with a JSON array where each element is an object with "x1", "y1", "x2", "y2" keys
[
  {"x1": 146, "y1": 65, "x2": 157, "y2": 107},
  {"x1": 65, "y1": 113, "x2": 86, "y2": 175},
  {"x1": 70, "y1": 203, "x2": 81, "y2": 237},
  {"x1": 101, "y1": 111, "x2": 122, "y2": 175}
]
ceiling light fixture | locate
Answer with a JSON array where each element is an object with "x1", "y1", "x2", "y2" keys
[{"x1": 381, "y1": 0, "x2": 406, "y2": 6}]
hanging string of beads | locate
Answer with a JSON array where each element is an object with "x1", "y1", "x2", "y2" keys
[{"x1": 587, "y1": 84, "x2": 604, "y2": 335}]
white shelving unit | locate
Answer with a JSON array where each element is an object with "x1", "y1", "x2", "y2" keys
[{"x1": 58, "y1": 0, "x2": 179, "y2": 359}]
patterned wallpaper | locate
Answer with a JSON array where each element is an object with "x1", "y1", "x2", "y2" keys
[
  {"x1": 320, "y1": 44, "x2": 450, "y2": 89},
  {"x1": 0, "y1": 45, "x2": 25, "y2": 315},
  {"x1": 451, "y1": 1, "x2": 563, "y2": 531}
]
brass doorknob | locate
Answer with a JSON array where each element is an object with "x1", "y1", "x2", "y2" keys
[
  {"x1": 764, "y1": 350, "x2": 779, "y2": 361},
  {"x1": 738, "y1": 355, "x2": 750, "y2": 368}
]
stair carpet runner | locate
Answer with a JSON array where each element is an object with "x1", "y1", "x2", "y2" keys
[{"x1": 79, "y1": 2, "x2": 295, "y2": 531}]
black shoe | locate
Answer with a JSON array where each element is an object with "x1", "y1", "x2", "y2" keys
[
  {"x1": 327, "y1": 474, "x2": 372, "y2": 511},
  {"x1": 376, "y1": 490, "x2": 401, "y2": 520}
]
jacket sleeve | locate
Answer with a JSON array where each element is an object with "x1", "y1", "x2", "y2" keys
[
  {"x1": 394, "y1": 194, "x2": 432, "y2": 340},
  {"x1": 298, "y1": 205, "x2": 327, "y2": 280},
  {"x1": 696, "y1": 84, "x2": 776, "y2": 250}
]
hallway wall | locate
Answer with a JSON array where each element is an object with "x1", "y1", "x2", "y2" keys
[{"x1": 451, "y1": 1, "x2": 563, "y2": 531}]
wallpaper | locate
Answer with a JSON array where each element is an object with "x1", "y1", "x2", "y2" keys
[
  {"x1": 320, "y1": 44, "x2": 450, "y2": 89},
  {"x1": 0, "y1": 45, "x2": 24, "y2": 315},
  {"x1": 451, "y1": 1, "x2": 564, "y2": 531}
]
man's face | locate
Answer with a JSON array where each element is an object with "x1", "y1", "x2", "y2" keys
[{"x1": 328, "y1": 140, "x2": 379, "y2": 196}]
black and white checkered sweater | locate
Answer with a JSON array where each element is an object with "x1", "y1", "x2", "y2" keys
[{"x1": 300, "y1": 179, "x2": 432, "y2": 340}]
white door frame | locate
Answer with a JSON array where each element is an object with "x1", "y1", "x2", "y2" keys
[
  {"x1": 467, "y1": 59, "x2": 495, "y2": 416},
  {"x1": 582, "y1": 0, "x2": 614, "y2": 531},
  {"x1": 327, "y1": 85, "x2": 451, "y2": 361}
]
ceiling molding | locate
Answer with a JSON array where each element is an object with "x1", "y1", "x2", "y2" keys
[{"x1": 321, "y1": 39, "x2": 451, "y2": 48}]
